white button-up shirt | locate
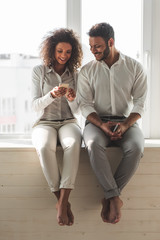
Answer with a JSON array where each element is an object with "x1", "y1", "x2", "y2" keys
[{"x1": 77, "y1": 52, "x2": 147, "y2": 119}]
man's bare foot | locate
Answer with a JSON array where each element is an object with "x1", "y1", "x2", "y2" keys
[
  {"x1": 56, "y1": 202, "x2": 69, "y2": 226},
  {"x1": 101, "y1": 198, "x2": 110, "y2": 222},
  {"x1": 67, "y1": 202, "x2": 74, "y2": 226},
  {"x1": 109, "y1": 196, "x2": 123, "y2": 224}
]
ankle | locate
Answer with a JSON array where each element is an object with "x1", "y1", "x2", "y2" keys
[
  {"x1": 110, "y1": 196, "x2": 120, "y2": 201},
  {"x1": 110, "y1": 196, "x2": 123, "y2": 205},
  {"x1": 58, "y1": 198, "x2": 68, "y2": 206}
]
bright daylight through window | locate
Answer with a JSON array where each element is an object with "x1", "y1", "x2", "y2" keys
[
  {"x1": 0, "y1": 0, "x2": 66, "y2": 134},
  {"x1": 0, "y1": 0, "x2": 142, "y2": 136}
]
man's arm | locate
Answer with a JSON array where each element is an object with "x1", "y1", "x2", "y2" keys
[
  {"x1": 87, "y1": 112, "x2": 103, "y2": 128},
  {"x1": 131, "y1": 62, "x2": 147, "y2": 117},
  {"x1": 123, "y1": 112, "x2": 141, "y2": 128},
  {"x1": 87, "y1": 112, "x2": 119, "y2": 138},
  {"x1": 119, "y1": 112, "x2": 141, "y2": 135}
]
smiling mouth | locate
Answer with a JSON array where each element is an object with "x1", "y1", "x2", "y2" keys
[
  {"x1": 94, "y1": 52, "x2": 102, "y2": 57},
  {"x1": 59, "y1": 58, "x2": 67, "y2": 61}
]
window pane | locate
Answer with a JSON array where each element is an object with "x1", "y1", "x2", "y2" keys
[
  {"x1": 82, "y1": 0, "x2": 142, "y2": 65},
  {"x1": 0, "y1": 0, "x2": 66, "y2": 134}
]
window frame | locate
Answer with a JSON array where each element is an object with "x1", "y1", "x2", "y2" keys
[{"x1": 1, "y1": 0, "x2": 159, "y2": 140}]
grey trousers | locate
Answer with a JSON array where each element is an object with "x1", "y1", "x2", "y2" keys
[{"x1": 83, "y1": 122, "x2": 144, "y2": 199}]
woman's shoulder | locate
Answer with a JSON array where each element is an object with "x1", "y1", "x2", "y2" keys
[{"x1": 32, "y1": 64, "x2": 44, "y2": 74}]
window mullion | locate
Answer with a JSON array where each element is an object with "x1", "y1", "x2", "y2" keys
[{"x1": 66, "y1": 0, "x2": 81, "y2": 38}]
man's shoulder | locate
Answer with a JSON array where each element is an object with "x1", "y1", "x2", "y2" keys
[
  {"x1": 80, "y1": 60, "x2": 99, "y2": 73},
  {"x1": 82, "y1": 60, "x2": 98, "y2": 69},
  {"x1": 121, "y1": 53, "x2": 141, "y2": 66},
  {"x1": 121, "y1": 52, "x2": 145, "y2": 74}
]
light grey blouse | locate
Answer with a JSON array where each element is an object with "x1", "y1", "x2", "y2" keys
[{"x1": 31, "y1": 65, "x2": 79, "y2": 124}]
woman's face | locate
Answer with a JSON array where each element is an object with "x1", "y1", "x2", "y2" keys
[{"x1": 54, "y1": 42, "x2": 72, "y2": 65}]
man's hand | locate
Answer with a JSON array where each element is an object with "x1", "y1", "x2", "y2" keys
[
  {"x1": 100, "y1": 121, "x2": 131, "y2": 141},
  {"x1": 100, "y1": 121, "x2": 122, "y2": 140},
  {"x1": 87, "y1": 112, "x2": 141, "y2": 141}
]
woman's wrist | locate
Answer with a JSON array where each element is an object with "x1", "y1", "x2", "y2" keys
[{"x1": 50, "y1": 92, "x2": 56, "y2": 98}]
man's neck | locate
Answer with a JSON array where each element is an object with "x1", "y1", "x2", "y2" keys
[{"x1": 104, "y1": 49, "x2": 119, "y2": 68}]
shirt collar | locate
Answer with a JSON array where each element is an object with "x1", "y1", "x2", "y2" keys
[
  {"x1": 100, "y1": 51, "x2": 125, "y2": 68},
  {"x1": 118, "y1": 51, "x2": 125, "y2": 63},
  {"x1": 45, "y1": 66, "x2": 70, "y2": 76}
]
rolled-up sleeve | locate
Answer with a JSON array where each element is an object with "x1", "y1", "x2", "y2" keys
[{"x1": 131, "y1": 62, "x2": 147, "y2": 116}]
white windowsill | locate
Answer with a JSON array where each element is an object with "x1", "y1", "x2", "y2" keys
[{"x1": 0, "y1": 138, "x2": 160, "y2": 150}]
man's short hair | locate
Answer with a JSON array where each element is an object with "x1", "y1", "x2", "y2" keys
[{"x1": 88, "y1": 23, "x2": 115, "y2": 44}]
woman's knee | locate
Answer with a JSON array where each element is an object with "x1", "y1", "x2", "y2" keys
[
  {"x1": 62, "y1": 137, "x2": 81, "y2": 151},
  {"x1": 32, "y1": 127, "x2": 57, "y2": 152}
]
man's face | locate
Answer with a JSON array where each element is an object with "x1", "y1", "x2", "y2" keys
[{"x1": 89, "y1": 36, "x2": 110, "y2": 61}]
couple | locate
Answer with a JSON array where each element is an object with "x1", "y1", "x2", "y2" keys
[{"x1": 31, "y1": 23, "x2": 147, "y2": 226}]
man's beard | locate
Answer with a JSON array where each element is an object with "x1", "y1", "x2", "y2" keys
[{"x1": 101, "y1": 44, "x2": 110, "y2": 61}]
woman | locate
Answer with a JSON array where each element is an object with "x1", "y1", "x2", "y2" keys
[{"x1": 31, "y1": 28, "x2": 83, "y2": 226}]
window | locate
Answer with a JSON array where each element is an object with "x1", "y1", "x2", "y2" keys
[
  {"x1": 82, "y1": 0, "x2": 142, "y2": 64},
  {"x1": 0, "y1": 0, "x2": 66, "y2": 134},
  {"x1": 1, "y1": 0, "x2": 159, "y2": 139}
]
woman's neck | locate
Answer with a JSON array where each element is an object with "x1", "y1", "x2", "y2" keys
[{"x1": 54, "y1": 63, "x2": 66, "y2": 76}]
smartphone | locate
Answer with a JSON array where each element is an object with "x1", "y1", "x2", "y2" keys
[
  {"x1": 59, "y1": 83, "x2": 69, "y2": 88},
  {"x1": 112, "y1": 124, "x2": 119, "y2": 132}
]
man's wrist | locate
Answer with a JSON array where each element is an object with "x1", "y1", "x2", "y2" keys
[{"x1": 98, "y1": 121, "x2": 104, "y2": 128}]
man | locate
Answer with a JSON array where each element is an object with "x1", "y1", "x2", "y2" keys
[{"x1": 77, "y1": 23, "x2": 147, "y2": 224}]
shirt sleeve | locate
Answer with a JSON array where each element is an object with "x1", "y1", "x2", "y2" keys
[
  {"x1": 77, "y1": 67, "x2": 97, "y2": 118},
  {"x1": 31, "y1": 65, "x2": 55, "y2": 112},
  {"x1": 67, "y1": 98, "x2": 79, "y2": 115},
  {"x1": 131, "y1": 62, "x2": 148, "y2": 117},
  {"x1": 67, "y1": 72, "x2": 80, "y2": 115}
]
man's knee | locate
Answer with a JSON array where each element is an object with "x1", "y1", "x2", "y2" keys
[
  {"x1": 85, "y1": 138, "x2": 106, "y2": 153},
  {"x1": 123, "y1": 140, "x2": 144, "y2": 157}
]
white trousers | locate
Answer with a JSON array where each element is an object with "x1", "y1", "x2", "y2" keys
[{"x1": 32, "y1": 120, "x2": 82, "y2": 192}]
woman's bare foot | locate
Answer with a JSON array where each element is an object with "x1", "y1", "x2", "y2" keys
[
  {"x1": 109, "y1": 196, "x2": 123, "y2": 224},
  {"x1": 56, "y1": 202, "x2": 69, "y2": 226},
  {"x1": 101, "y1": 198, "x2": 110, "y2": 222}
]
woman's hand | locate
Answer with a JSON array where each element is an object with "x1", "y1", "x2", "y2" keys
[
  {"x1": 65, "y1": 88, "x2": 76, "y2": 102},
  {"x1": 50, "y1": 86, "x2": 67, "y2": 98}
]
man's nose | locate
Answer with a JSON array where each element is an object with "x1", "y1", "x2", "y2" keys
[{"x1": 90, "y1": 46, "x2": 96, "y2": 53}]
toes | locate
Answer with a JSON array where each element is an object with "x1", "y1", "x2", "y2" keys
[
  {"x1": 67, "y1": 207, "x2": 74, "y2": 226},
  {"x1": 57, "y1": 217, "x2": 65, "y2": 226}
]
